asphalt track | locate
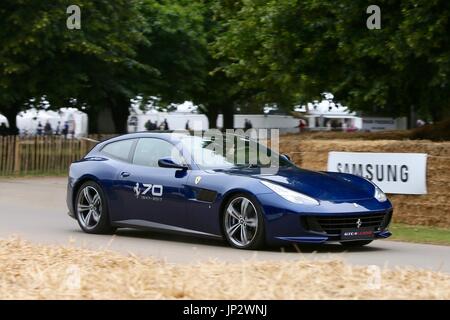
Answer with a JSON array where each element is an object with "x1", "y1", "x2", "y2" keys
[{"x1": 1, "y1": 177, "x2": 449, "y2": 272}]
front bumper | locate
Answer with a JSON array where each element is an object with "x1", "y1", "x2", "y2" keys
[
  {"x1": 266, "y1": 210, "x2": 393, "y2": 245},
  {"x1": 257, "y1": 193, "x2": 393, "y2": 245},
  {"x1": 275, "y1": 230, "x2": 392, "y2": 244}
]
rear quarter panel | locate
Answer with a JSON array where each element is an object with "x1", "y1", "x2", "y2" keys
[{"x1": 67, "y1": 158, "x2": 124, "y2": 218}]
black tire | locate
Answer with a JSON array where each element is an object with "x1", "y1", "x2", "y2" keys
[
  {"x1": 75, "y1": 181, "x2": 115, "y2": 234},
  {"x1": 222, "y1": 193, "x2": 265, "y2": 250},
  {"x1": 340, "y1": 240, "x2": 373, "y2": 248}
]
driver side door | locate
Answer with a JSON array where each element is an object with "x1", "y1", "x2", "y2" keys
[{"x1": 116, "y1": 138, "x2": 190, "y2": 228}]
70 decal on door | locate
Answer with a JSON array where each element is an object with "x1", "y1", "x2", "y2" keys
[{"x1": 134, "y1": 182, "x2": 163, "y2": 200}]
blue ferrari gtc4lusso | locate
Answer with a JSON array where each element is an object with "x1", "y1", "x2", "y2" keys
[{"x1": 67, "y1": 131, "x2": 393, "y2": 249}]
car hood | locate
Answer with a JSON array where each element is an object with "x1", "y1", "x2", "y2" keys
[{"x1": 219, "y1": 166, "x2": 375, "y2": 201}]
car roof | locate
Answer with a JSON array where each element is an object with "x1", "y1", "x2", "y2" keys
[
  {"x1": 98, "y1": 131, "x2": 185, "y2": 144},
  {"x1": 95, "y1": 131, "x2": 259, "y2": 152}
]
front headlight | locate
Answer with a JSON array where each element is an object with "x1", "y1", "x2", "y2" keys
[
  {"x1": 374, "y1": 186, "x2": 387, "y2": 202},
  {"x1": 261, "y1": 180, "x2": 319, "y2": 205}
]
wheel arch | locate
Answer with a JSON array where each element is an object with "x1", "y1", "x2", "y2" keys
[
  {"x1": 72, "y1": 174, "x2": 103, "y2": 212},
  {"x1": 218, "y1": 189, "x2": 266, "y2": 234}
]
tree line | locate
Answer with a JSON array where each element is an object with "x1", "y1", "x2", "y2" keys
[{"x1": 0, "y1": 0, "x2": 448, "y2": 134}]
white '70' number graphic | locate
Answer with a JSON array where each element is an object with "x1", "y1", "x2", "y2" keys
[{"x1": 142, "y1": 184, "x2": 163, "y2": 196}]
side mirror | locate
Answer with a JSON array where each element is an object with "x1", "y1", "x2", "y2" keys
[
  {"x1": 282, "y1": 154, "x2": 291, "y2": 161},
  {"x1": 158, "y1": 157, "x2": 188, "y2": 170}
]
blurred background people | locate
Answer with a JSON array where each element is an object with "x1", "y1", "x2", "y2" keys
[
  {"x1": 44, "y1": 121, "x2": 53, "y2": 136},
  {"x1": 36, "y1": 122, "x2": 43, "y2": 136},
  {"x1": 55, "y1": 121, "x2": 61, "y2": 135},
  {"x1": 62, "y1": 121, "x2": 69, "y2": 138},
  {"x1": 0, "y1": 123, "x2": 7, "y2": 136},
  {"x1": 244, "y1": 119, "x2": 253, "y2": 130},
  {"x1": 160, "y1": 118, "x2": 169, "y2": 130}
]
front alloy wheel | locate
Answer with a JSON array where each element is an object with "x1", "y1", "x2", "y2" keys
[{"x1": 223, "y1": 194, "x2": 265, "y2": 249}]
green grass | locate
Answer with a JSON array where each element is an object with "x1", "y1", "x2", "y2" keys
[{"x1": 390, "y1": 223, "x2": 450, "y2": 246}]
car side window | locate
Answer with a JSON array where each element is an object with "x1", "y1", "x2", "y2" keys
[
  {"x1": 133, "y1": 138, "x2": 185, "y2": 168},
  {"x1": 101, "y1": 139, "x2": 135, "y2": 162}
]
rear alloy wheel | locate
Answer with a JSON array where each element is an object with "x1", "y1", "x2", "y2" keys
[
  {"x1": 340, "y1": 240, "x2": 373, "y2": 248},
  {"x1": 223, "y1": 194, "x2": 265, "y2": 249},
  {"x1": 75, "y1": 181, "x2": 115, "y2": 234}
]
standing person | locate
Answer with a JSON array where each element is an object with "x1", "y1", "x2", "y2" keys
[
  {"x1": 36, "y1": 122, "x2": 43, "y2": 136},
  {"x1": 44, "y1": 121, "x2": 53, "y2": 135},
  {"x1": 244, "y1": 119, "x2": 253, "y2": 131},
  {"x1": 55, "y1": 121, "x2": 61, "y2": 135},
  {"x1": 163, "y1": 118, "x2": 169, "y2": 131},
  {"x1": 185, "y1": 120, "x2": 190, "y2": 131},
  {"x1": 68, "y1": 119, "x2": 76, "y2": 138},
  {"x1": 298, "y1": 119, "x2": 306, "y2": 133},
  {"x1": 0, "y1": 123, "x2": 7, "y2": 136},
  {"x1": 244, "y1": 119, "x2": 250, "y2": 130},
  {"x1": 62, "y1": 121, "x2": 69, "y2": 139},
  {"x1": 145, "y1": 120, "x2": 152, "y2": 131}
]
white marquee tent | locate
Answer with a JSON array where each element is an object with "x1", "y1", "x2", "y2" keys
[
  {"x1": 0, "y1": 114, "x2": 8, "y2": 127},
  {"x1": 128, "y1": 99, "x2": 301, "y2": 133},
  {"x1": 294, "y1": 97, "x2": 359, "y2": 130},
  {"x1": 59, "y1": 107, "x2": 89, "y2": 137},
  {"x1": 16, "y1": 108, "x2": 88, "y2": 137}
]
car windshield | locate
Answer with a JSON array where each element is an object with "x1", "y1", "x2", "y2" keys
[{"x1": 180, "y1": 134, "x2": 292, "y2": 170}]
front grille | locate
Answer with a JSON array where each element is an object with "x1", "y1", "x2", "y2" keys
[{"x1": 302, "y1": 211, "x2": 392, "y2": 236}]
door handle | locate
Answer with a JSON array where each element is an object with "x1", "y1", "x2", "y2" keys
[{"x1": 120, "y1": 172, "x2": 131, "y2": 178}]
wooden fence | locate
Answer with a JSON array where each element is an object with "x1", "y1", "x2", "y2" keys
[{"x1": 0, "y1": 135, "x2": 115, "y2": 176}]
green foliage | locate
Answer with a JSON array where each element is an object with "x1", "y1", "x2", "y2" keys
[
  {"x1": 1, "y1": 0, "x2": 448, "y2": 133},
  {"x1": 0, "y1": 0, "x2": 211, "y2": 132},
  {"x1": 212, "y1": 0, "x2": 337, "y2": 109},
  {"x1": 136, "y1": 0, "x2": 208, "y2": 104},
  {"x1": 0, "y1": 0, "x2": 149, "y2": 131},
  {"x1": 0, "y1": 0, "x2": 147, "y2": 99},
  {"x1": 213, "y1": 0, "x2": 450, "y2": 120}
]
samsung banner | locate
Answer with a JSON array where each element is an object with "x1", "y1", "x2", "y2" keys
[{"x1": 327, "y1": 152, "x2": 427, "y2": 194}]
